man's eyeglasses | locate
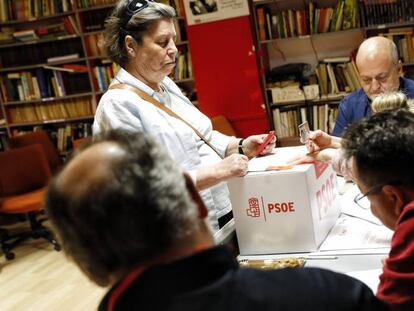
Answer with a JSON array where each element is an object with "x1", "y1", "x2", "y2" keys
[
  {"x1": 123, "y1": 0, "x2": 154, "y2": 25},
  {"x1": 353, "y1": 184, "x2": 386, "y2": 210},
  {"x1": 354, "y1": 181, "x2": 401, "y2": 209}
]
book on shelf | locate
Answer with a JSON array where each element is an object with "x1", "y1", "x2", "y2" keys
[
  {"x1": 323, "y1": 56, "x2": 351, "y2": 63},
  {"x1": 43, "y1": 65, "x2": 78, "y2": 73},
  {"x1": 63, "y1": 64, "x2": 89, "y2": 72},
  {"x1": 8, "y1": 96, "x2": 93, "y2": 124},
  {"x1": 0, "y1": 27, "x2": 15, "y2": 44},
  {"x1": 62, "y1": 16, "x2": 79, "y2": 35},
  {"x1": 47, "y1": 53, "x2": 80, "y2": 64},
  {"x1": 12, "y1": 29, "x2": 39, "y2": 42}
]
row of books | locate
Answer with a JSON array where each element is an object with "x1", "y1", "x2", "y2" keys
[
  {"x1": 75, "y1": 0, "x2": 183, "y2": 15},
  {"x1": 0, "y1": 16, "x2": 79, "y2": 45},
  {"x1": 360, "y1": 0, "x2": 414, "y2": 27},
  {"x1": 266, "y1": 57, "x2": 361, "y2": 104},
  {"x1": 85, "y1": 33, "x2": 104, "y2": 57},
  {"x1": 380, "y1": 29, "x2": 414, "y2": 63},
  {"x1": 0, "y1": 66, "x2": 91, "y2": 102},
  {"x1": 173, "y1": 49, "x2": 193, "y2": 81},
  {"x1": 257, "y1": 0, "x2": 359, "y2": 40},
  {"x1": 93, "y1": 63, "x2": 118, "y2": 92},
  {"x1": 0, "y1": 0, "x2": 73, "y2": 22},
  {"x1": 54, "y1": 123, "x2": 91, "y2": 153},
  {"x1": 7, "y1": 96, "x2": 93, "y2": 124},
  {"x1": 315, "y1": 57, "x2": 361, "y2": 99},
  {"x1": 272, "y1": 104, "x2": 338, "y2": 138}
]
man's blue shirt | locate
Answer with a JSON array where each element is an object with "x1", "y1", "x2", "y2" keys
[{"x1": 332, "y1": 77, "x2": 414, "y2": 136}]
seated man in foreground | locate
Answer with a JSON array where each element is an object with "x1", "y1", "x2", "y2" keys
[
  {"x1": 342, "y1": 110, "x2": 414, "y2": 311},
  {"x1": 45, "y1": 129, "x2": 387, "y2": 311}
]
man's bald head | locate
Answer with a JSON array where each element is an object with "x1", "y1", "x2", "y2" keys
[
  {"x1": 356, "y1": 36, "x2": 402, "y2": 100},
  {"x1": 356, "y1": 36, "x2": 399, "y2": 66},
  {"x1": 45, "y1": 130, "x2": 202, "y2": 286},
  {"x1": 56, "y1": 141, "x2": 125, "y2": 200}
]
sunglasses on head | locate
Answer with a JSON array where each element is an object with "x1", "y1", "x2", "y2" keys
[{"x1": 123, "y1": 0, "x2": 154, "y2": 25}]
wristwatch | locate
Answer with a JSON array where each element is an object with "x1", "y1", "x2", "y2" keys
[{"x1": 238, "y1": 139, "x2": 245, "y2": 155}]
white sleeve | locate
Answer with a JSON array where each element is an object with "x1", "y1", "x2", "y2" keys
[
  {"x1": 93, "y1": 92, "x2": 144, "y2": 135},
  {"x1": 210, "y1": 130, "x2": 233, "y2": 158}
]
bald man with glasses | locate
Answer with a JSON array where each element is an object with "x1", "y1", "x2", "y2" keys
[{"x1": 332, "y1": 36, "x2": 414, "y2": 137}]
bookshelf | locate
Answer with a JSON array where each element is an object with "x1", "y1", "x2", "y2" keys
[
  {"x1": 251, "y1": 0, "x2": 414, "y2": 143},
  {"x1": 0, "y1": 0, "x2": 196, "y2": 152}
]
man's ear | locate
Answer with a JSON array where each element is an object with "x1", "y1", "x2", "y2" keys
[
  {"x1": 183, "y1": 173, "x2": 208, "y2": 219},
  {"x1": 124, "y1": 35, "x2": 136, "y2": 58},
  {"x1": 382, "y1": 185, "x2": 406, "y2": 216}
]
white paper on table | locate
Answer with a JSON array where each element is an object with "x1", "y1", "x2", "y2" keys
[
  {"x1": 340, "y1": 183, "x2": 383, "y2": 225},
  {"x1": 319, "y1": 214, "x2": 393, "y2": 252},
  {"x1": 248, "y1": 146, "x2": 308, "y2": 172},
  {"x1": 308, "y1": 248, "x2": 390, "y2": 256},
  {"x1": 346, "y1": 269, "x2": 382, "y2": 293}
]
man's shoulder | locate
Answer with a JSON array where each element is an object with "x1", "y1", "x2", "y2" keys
[
  {"x1": 401, "y1": 77, "x2": 414, "y2": 97},
  {"x1": 233, "y1": 267, "x2": 386, "y2": 310}
]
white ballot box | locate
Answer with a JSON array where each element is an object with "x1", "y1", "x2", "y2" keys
[{"x1": 228, "y1": 147, "x2": 341, "y2": 255}]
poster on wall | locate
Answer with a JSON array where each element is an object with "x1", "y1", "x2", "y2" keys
[{"x1": 183, "y1": 0, "x2": 250, "y2": 25}]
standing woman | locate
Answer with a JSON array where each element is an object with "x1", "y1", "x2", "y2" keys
[{"x1": 93, "y1": 0, "x2": 276, "y2": 231}]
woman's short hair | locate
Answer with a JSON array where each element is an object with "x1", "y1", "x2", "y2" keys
[
  {"x1": 104, "y1": 1, "x2": 176, "y2": 67},
  {"x1": 371, "y1": 91, "x2": 414, "y2": 113}
]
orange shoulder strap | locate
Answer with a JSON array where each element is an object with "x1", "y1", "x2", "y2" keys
[{"x1": 108, "y1": 83, "x2": 223, "y2": 159}]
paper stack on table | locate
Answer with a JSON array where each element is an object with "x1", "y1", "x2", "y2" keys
[{"x1": 315, "y1": 214, "x2": 393, "y2": 255}]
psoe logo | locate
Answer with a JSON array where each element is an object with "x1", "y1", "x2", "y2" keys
[{"x1": 247, "y1": 197, "x2": 260, "y2": 217}]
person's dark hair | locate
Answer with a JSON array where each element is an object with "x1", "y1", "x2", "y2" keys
[
  {"x1": 342, "y1": 109, "x2": 414, "y2": 187},
  {"x1": 45, "y1": 130, "x2": 198, "y2": 286},
  {"x1": 104, "y1": 0, "x2": 176, "y2": 67}
]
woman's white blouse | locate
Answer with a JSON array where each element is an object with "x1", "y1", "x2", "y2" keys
[{"x1": 93, "y1": 68, "x2": 233, "y2": 231}]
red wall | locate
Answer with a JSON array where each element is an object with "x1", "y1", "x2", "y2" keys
[{"x1": 186, "y1": 16, "x2": 269, "y2": 137}]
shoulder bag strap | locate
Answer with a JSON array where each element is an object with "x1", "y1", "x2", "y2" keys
[{"x1": 108, "y1": 83, "x2": 224, "y2": 159}]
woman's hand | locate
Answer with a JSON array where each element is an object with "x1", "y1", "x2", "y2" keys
[
  {"x1": 215, "y1": 154, "x2": 249, "y2": 179},
  {"x1": 287, "y1": 148, "x2": 337, "y2": 166},
  {"x1": 242, "y1": 133, "x2": 277, "y2": 158},
  {"x1": 195, "y1": 154, "x2": 248, "y2": 190}
]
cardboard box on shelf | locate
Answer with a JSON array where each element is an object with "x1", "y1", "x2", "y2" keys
[{"x1": 228, "y1": 146, "x2": 341, "y2": 255}]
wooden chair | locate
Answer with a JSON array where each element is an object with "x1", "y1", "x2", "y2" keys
[
  {"x1": 0, "y1": 144, "x2": 61, "y2": 260},
  {"x1": 72, "y1": 136, "x2": 91, "y2": 150},
  {"x1": 211, "y1": 115, "x2": 237, "y2": 136},
  {"x1": 7, "y1": 130, "x2": 62, "y2": 174}
]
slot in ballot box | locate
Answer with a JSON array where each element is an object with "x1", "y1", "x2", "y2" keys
[{"x1": 228, "y1": 147, "x2": 341, "y2": 255}]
